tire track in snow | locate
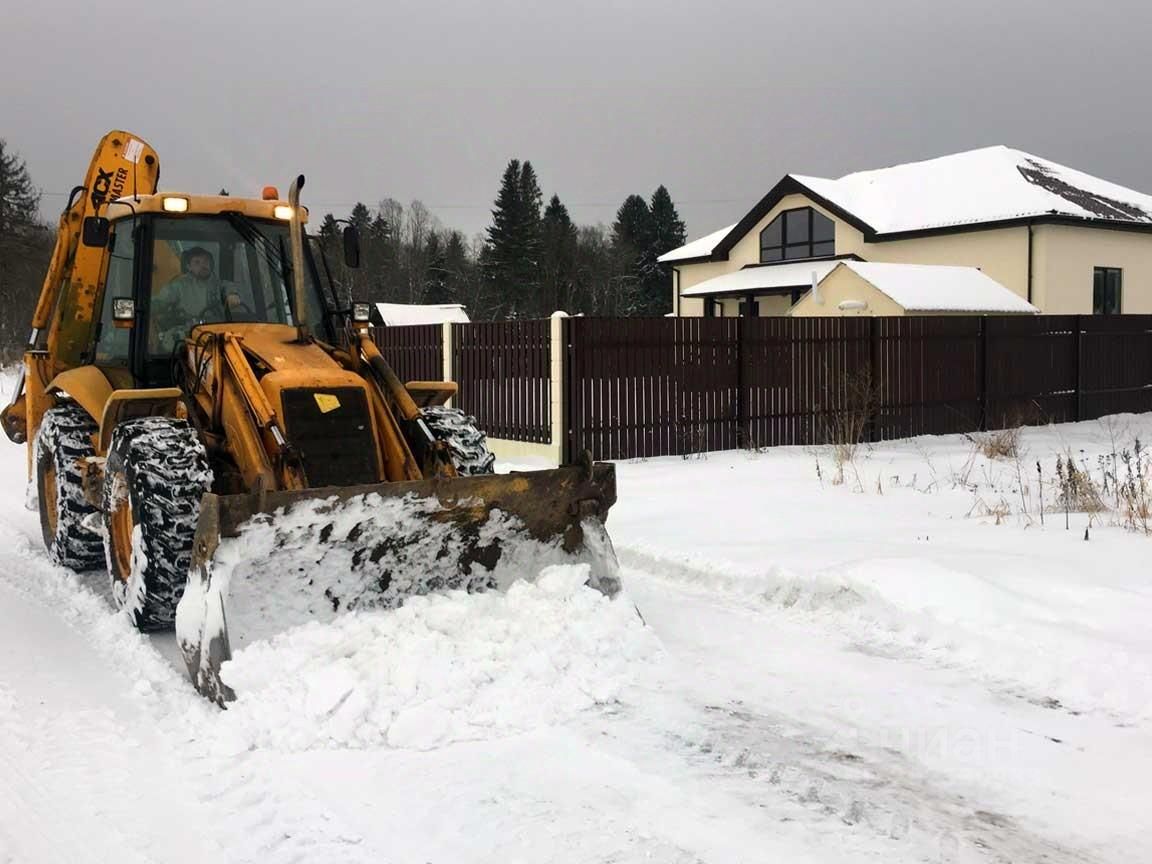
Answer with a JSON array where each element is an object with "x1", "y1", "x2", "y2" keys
[
  {"x1": 616, "y1": 543, "x2": 1146, "y2": 726},
  {"x1": 604, "y1": 562, "x2": 1115, "y2": 864}
]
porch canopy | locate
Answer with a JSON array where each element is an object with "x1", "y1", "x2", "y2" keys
[{"x1": 681, "y1": 260, "x2": 841, "y2": 301}]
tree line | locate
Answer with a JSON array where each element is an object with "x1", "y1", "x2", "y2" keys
[
  {"x1": 316, "y1": 158, "x2": 687, "y2": 319},
  {"x1": 0, "y1": 140, "x2": 54, "y2": 360},
  {"x1": 0, "y1": 140, "x2": 690, "y2": 358}
]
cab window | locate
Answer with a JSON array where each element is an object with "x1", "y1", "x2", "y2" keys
[{"x1": 93, "y1": 219, "x2": 136, "y2": 367}]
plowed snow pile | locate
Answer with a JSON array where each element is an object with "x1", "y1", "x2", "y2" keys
[{"x1": 215, "y1": 565, "x2": 658, "y2": 751}]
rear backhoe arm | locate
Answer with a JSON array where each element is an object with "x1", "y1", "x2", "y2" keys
[{"x1": 2, "y1": 132, "x2": 160, "y2": 449}]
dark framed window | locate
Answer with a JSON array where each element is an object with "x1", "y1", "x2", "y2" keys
[
  {"x1": 1093, "y1": 267, "x2": 1122, "y2": 315},
  {"x1": 760, "y1": 207, "x2": 835, "y2": 263}
]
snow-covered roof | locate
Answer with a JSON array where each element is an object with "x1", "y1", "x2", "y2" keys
[
  {"x1": 680, "y1": 261, "x2": 841, "y2": 297},
  {"x1": 374, "y1": 302, "x2": 470, "y2": 326},
  {"x1": 836, "y1": 262, "x2": 1037, "y2": 314},
  {"x1": 657, "y1": 223, "x2": 738, "y2": 263},
  {"x1": 793, "y1": 146, "x2": 1152, "y2": 234},
  {"x1": 664, "y1": 147, "x2": 1152, "y2": 265}
]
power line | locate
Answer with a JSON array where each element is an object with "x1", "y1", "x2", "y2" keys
[{"x1": 36, "y1": 190, "x2": 750, "y2": 210}]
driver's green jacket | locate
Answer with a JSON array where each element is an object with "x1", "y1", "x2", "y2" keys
[{"x1": 154, "y1": 274, "x2": 228, "y2": 326}]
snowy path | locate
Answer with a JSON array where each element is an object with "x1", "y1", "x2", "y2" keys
[
  {"x1": 0, "y1": 393, "x2": 1149, "y2": 861},
  {"x1": 616, "y1": 564, "x2": 1134, "y2": 863}
]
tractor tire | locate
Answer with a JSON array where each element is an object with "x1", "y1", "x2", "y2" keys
[
  {"x1": 103, "y1": 417, "x2": 212, "y2": 632},
  {"x1": 422, "y1": 405, "x2": 496, "y2": 475},
  {"x1": 35, "y1": 403, "x2": 104, "y2": 570}
]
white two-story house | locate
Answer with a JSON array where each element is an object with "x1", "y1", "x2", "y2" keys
[{"x1": 661, "y1": 146, "x2": 1152, "y2": 317}]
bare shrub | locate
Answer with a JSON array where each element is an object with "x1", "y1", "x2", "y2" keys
[
  {"x1": 1118, "y1": 439, "x2": 1152, "y2": 534},
  {"x1": 968, "y1": 494, "x2": 1013, "y2": 524},
  {"x1": 676, "y1": 417, "x2": 707, "y2": 461},
  {"x1": 975, "y1": 426, "x2": 1021, "y2": 460},
  {"x1": 1054, "y1": 452, "x2": 1105, "y2": 516},
  {"x1": 820, "y1": 367, "x2": 877, "y2": 482}
]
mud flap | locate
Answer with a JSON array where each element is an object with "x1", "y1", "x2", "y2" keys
[{"x1": 175, "y1": 463, "x2": 618, "y2": 706}]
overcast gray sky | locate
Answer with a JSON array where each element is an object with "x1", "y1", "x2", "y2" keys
[{"x1": 4, "y1": 0, "x2": 1150, "y2": 241}]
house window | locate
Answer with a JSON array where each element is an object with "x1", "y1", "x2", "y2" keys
[
  {"x1": 760, "y1": 207, "x2": 835, "y2": 263},
  {"x1": 1093, "y1": 267, "x2": 1122, "y2": 315}
]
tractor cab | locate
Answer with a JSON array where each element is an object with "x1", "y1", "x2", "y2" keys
[{"x1": 89, "y1": 195, "x2": 341, "y2": 387}]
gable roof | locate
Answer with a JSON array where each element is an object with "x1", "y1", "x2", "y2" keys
[
  {"x1": 661, "y1": 146, "x2": 1152, "y2": 264},
  {"x1": 837, "y1": 261, "x2": 1037, "y2": 314}
]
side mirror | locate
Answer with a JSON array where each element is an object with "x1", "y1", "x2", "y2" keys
[
  {"x1": 82, "y1": 216, "x2": 110, "y2": 248},
  {"x1": 342, "y1": 225, "x2": 361, "y2": 269}
]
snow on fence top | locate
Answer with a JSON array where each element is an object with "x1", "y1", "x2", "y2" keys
[
  {"x1": 840, "y1": 261, "x2": 1038, "y2": 314},
  {"x1": 662, "y1": 145, "x2": 1152, "y2": 261}
]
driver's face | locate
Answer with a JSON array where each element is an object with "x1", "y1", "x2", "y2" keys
[{"x1": 187, "y1": 254, "x2": 213, "y2": 280}]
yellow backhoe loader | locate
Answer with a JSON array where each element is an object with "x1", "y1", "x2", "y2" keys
[{"x1": 1, "y1": 131, "x2": 618, "y2": 705}]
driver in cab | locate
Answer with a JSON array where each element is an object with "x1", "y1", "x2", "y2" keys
[{"x1": 154, "y1": 247, "x2": 246, "y2": 330}]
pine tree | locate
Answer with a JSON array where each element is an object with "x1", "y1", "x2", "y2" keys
[
  {"x1": 484, "y1": 159, "x2": 546, "y2": 317},
  {"x1": 484, "y1": 159, "x2": 522, "y2": 317},
  {"x1": 541, "y1": 194, "x2": 577, "y2": 314},
  {"x1": 649, "y1": 186, "x2": 686, "y2": 260},
  {"x1": 646, "y1": 185, "x2": 686, "y2": 315},
  {"x1": 367, "y1": 211, "x2": 392, "y2": 301},
  {"x1": 515, "y1": 161, "x2": 544, "y2": 316},
  {"x1": 443, "y1": 231, "x2": 473, "y2": 312},
  {"x1": 319, "y1": 212, "x2": 340, "y2": 240},
  {"x1": 0, "y1": 139, "x2": 39, "y2": 236},
  {"x1": 611, "y1": 194, "x2": 655, "y2": 314},
  {"x1": 0, "y1": 140, "x2": 46, "y2": 357},
  {"x1": 422, "y1": 231, "x2": 452, "y2": 304},
  {"x1": 349, "y1": 202, "x2": 372, "y2": 234}
]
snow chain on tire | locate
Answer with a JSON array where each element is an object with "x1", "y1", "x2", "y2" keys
[
  {"x1": 421, "y1": 406, "x2": 496, "y2": 475},
  {"x1": 35, "y1": 403, "x2": 104, "y2": 570},
  {"x1": 103, "y1": 417, "x2": 212, "y2": 632}
]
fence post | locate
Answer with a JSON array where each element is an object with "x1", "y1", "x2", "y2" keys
[
  {"x1": 552, "y1": 314, "x2": 569, "y2": 465},
  {"x1": 441, "y1": 322, "x2": 453, "y2": 405},
  {"x1": 1073, "y1": 314, "x2": 1083, "y2": 422},
  {"x1": 735, "y1": 313, "x2": 748, "y2": 448},
  {"x1": 979, "y1": 316, "x2": 989, "y2": 431}
]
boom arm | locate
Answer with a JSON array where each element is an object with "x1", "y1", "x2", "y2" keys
[{"x1": 2, "y1": 131, "x2": 160, "y2": 446}]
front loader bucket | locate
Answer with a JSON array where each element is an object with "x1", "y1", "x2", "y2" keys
[{"x1": 174, "y1": 462, "x2": 618, "y2": 705}]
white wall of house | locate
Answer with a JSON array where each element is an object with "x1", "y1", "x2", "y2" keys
[
  {"x1": 789, "y1": 267, "x2": 905, "y2": 317},
  {"x1": 855, "y1": 227, "x2": 1031, "y2": 301},
  {"x1": 1032, "y1": 224, "x2": 1152, "y2": 313}
]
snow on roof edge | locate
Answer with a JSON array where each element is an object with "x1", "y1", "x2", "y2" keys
[{"x1": 658, "y1": 223, "x2": 738, "y2": 263}]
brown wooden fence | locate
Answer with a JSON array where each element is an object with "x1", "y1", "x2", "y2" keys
[
  {"x1": 373, "y1": 323, "x2": 443, "y2": 384},
  {"x1": 565, "y1": 314, "x2": 1152, "y2": 461},
  {"x1": 453, "y1": 320, "x2": 551, "y2": 443},
  {"x1": 566, "y1": 317, "x2": 740, "y2": 460},
  {"x1": 372, "y1": 315, "x2": 1152, "y2": 462}
]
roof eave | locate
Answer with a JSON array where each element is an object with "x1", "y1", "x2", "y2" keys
[{"x1": 872, "y1": 213, "x2": 1152, "y2": 242}]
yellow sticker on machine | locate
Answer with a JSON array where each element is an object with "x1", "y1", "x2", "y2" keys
[{"x1": 314, "y1": 393, "x2": 341, "y2": 414}]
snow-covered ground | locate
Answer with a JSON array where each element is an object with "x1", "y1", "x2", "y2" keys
[{"x1": 0, "y1": 367, "x2": 1149, "y2": 862}]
